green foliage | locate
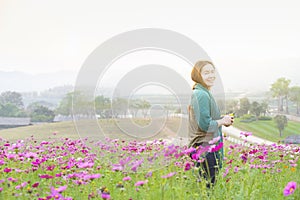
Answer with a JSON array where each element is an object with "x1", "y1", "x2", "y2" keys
[
  {"x1": 112, "y1": 97, "x2": 128, "y2": 117},
  {"x1": 257, "y1": 116, "x2": 272, "y2": 120},
  {"x1": 128, "y1": 98, "x2": 151, "y2": 118},
  {"x1": 225, "y1": 99, "x2": 239, "y2": 116},
  {"x1": 30, "y1": 105, "x2": 55, "y2": 122},
  {"x1": 0, "y1": 91, "x2": 24, "y2": 108},
  {"x1": 0, "y1": 91, "x2": 26, "y2": 117},
  {"x1": 250, "y1": 101, "x2": 263, "y2": 118},
  {"x1": 95, "y1": 95, "x2": 111, "y2": 118},
  {"x1": 56, "y1": 91, "x2": 94, "y2": 116},
  {"x1": 0, "y1": 103, "x2": 27, "y2": 117},
  {"x1": 55, "y1": 92, "x2": 73, "y2": 115},
  {"x1": 289, "y1": 86, "x2": 300, "y2": 115},
  {"x1": 240, "y1": 114, "x2": 256, "y2": 123},
  {"x1": 238, "y1": 97, "x2": 251, "y2": 116},
  {"x1": 30, "y1": 114, "x2": 54, "y2": 122},
  {"x1": 270, "y1": 78, "x2": 291, "y2": 113},
  {"x1": 26, "y1": 101, "x2": 54, "y2": 113},
  {"x1": 274, "y1": 115, "x2": 288, "y2": 137},
  {"x1": 260, "y1": 100, "x2": 269, "y2": 116}
]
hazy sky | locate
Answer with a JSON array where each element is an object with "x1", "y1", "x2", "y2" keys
[{"x1": 1, "y1": 0, "x2": 300, "y2": 92}]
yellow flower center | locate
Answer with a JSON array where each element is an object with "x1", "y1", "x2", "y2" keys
[{"x1": 291, "y1": 167, "x2": 296, "y2": 172}]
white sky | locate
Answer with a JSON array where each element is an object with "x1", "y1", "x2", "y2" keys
[{"x1": 1, "y1": 0, "x2": 300, "y2": 92}]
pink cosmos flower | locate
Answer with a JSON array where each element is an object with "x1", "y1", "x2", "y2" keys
[
  {"x1": 134, "y1": 180, "x2": 148, "y2": 186},
  {"x1": 191, "y1": 146, "x2": 210, "y2": 161},
  {"x1": 240, "y1": 132, "x2": 252, "y2": 137},
  {"x1": 184, "y1": 162, "x2": 193, "y2": 171},
  {"x1": 25, "y1": 152, "x2": 38, "y2": 159},
  {"x1": 32, "y1": 182, "x2": 39, "y2": 188},
  {"x1": 101, "y1": 192, "x2": 111, "y2": 199},
  {"x1": 184, "y1": 147, "x2": 196, "y2": 155},
  {"x1": 77, "y1": 162, "x2": 94, "y2": 169},
  {"x1": 234, "y1": 166, "x2": 239, "y2": 173},
  {"x1": 209, "y1": 142, "x2": 223, "y2": 153},
  {"x1": 123, "y1": 176, "x2": 131, "y2": 181},
  {"x1": 112, "y1": 164, "x2": 123, "y2": 172},
  {"x1": 3, "y1": 168, "x2": 12, "y2": 173},
  {"x1": 223, "y1": 167, "x2": 230, "y2": 177},
  {"x1": 55, "y1": 185, "x2": 67, "y2": 193},
  {"x1": 83, "y1": 174, "x2": 101, "y2": 180},
  {"x1": 39, "y1": 174, "x2": 54, "y2": 179},
  {"x1": 7, "y1": 177, "x2": 18, "y2": 182},
  {"x1": 131, "y1": 159, "x2": 144, "y2": 172},
  {"x1": 50, "y1": 187, "x2": 63, "y2": 199},
  {"x1": 161, "y1": 172, "x2": 176, "y2": 179},
  {"x1": 283, "y1": 182, "x2": 297, "y2": 196},
  {"x1": 0, "y1": 160, "x2": 5, "y2": 165},
  {"x1": 208, "y1": 136, "x2": 221, "y2": 145}
]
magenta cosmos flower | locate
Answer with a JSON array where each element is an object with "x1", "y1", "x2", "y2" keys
[
  {"x1": 283, "y1": 182, "x2": 297, "y2": 196},
  {"x1": 134, "y1": 180, "x2": 148, "y2": 186},
  {"x1": 208, "y1": 136, "x2": 221, "y2": 145},
  {"x1": 161, "y1": 172, "x2": 176, "y2": 179},
  {"x1": 240, "y1": 131, "x2": 252, "y2": 137},
  {"x1": 123, "y1": 176, "x2": 131, "y2": 181},
  {"x1": 101, "y1": 192, "x2": 110, "y2": 199}
]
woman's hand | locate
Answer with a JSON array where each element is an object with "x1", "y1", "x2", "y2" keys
[{"x1": 217, "y1": 114, "x2": 234, "y2": 127}]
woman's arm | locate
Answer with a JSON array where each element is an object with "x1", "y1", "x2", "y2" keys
[
  {"x1": 192, "y1": 90, "x2": 233, "y2": 131},
  {"x1": 192, "y1": 90, "x2": 218, "y2": 132}
]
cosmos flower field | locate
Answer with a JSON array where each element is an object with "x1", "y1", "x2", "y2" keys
[{"x1": 0, "y1": 133, "x2": 299, "y2": 200}]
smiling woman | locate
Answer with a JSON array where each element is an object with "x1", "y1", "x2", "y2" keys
[{"x1": 188, "y1": 60, "x2": 233, "y2": 187}]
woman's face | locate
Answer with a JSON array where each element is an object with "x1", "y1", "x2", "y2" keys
[{"x1": 200, "y1": 64, "x2": 216, "y2": 88}]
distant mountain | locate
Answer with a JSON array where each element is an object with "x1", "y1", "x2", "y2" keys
[{"x1": 0, "y1": 70, "x2": 78, "y2": 93}]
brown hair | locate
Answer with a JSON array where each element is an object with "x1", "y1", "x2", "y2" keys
[{"x1": 191, "y1": 60, "x2": 215, "y2": 89}]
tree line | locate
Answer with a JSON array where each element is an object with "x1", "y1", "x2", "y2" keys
[
  {"x1": 226, "y1": 77, "x2": 300, "y2": 117},
  {"x1": 1, "y1": 77, "x2": 299, "y2": 123},
  {"x1": 55, "y1": 91, "x2": 153, "y2": 119},
  {"x1": 0, "y1": 91, "x2": 154, "y2": 121}
]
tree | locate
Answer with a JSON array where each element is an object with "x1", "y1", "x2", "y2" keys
[
  {"x1": 250, "y1": 101, "x2": 262, "y2": 119},
  {"x1": 56, "y1": 91, "x2": 94, "y2": 116},
  {"x1": 270, "y1": 78, "x2": 291, "y2": 114},
  {"x1": 27, "y1": 101, "x2": 54, "y2": 113},
  {"x1": 30, "y1": 105, "x2": 55, "y2": 122},
  {"x1": 128, "y1": 99, "x2": 141, "y2": 118},
  {"x1": 112, "y1": 98, "x2": 128, "y2": 118},
  {"x1": 238, "y1": 97, "x2": 251, "y2": 116},
  {"x1": 56, "y1": 92, "x2": 73, "y2": 115},
  {"x1": 225, "y1": 99, "x2": 239, "y2": 115},
  {"x1": 0, "y1": 103, "x2": 27, "y2": 117},
  {"x1": 260, "y1": 100, "x2": 269, "y2": 116},
  {"x1": 95, "y1": 95, "x2": 111, "y2": 118},
  {"x1": 140, "y1": 100, "x2": 151, "y2": 118},
  {"x1": 289, "y1": 86, "x2": 300, "y2": 115},
  {"x1": 0, "y1": 91, "x2": 24, "y2": 108},
  {"x1": 274, "y1": 115, "x2": 288, "y2": 137}
]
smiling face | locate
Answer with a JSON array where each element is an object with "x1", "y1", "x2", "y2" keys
[{"x1": 200, "y1": 64, "x2": 216, "y2": 88}]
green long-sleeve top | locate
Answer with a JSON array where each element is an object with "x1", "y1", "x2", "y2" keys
[{"x1": 188, "y1": 83, "x2": 222, "y2": 148}]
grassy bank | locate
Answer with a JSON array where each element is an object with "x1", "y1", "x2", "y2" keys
[
  {"x1": 0, "y1": 118, "x2": 187, "y2": 142},
  {"x1": 233, "y1": 118, "x2": 300, "y2": 142}
]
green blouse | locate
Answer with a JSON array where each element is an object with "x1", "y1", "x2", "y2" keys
[{"x1": 188, "y1": 83, "x2": 222, "y2": 147}]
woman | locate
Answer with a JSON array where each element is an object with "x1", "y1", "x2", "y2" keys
[{"x1": 188, "y1": 60, "x2": 233, "y2": 187}]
